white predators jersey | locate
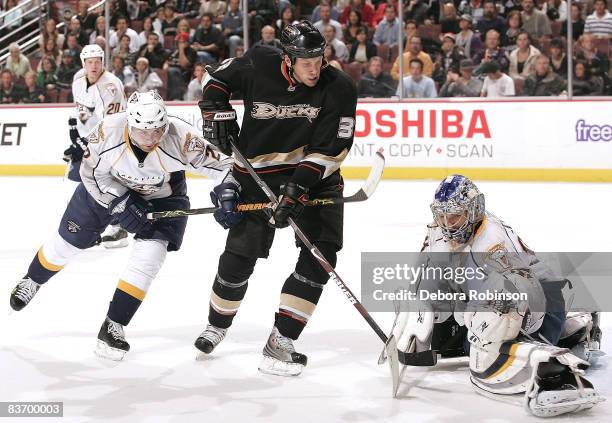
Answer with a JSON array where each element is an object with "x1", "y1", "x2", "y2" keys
[
  {"x1": 72, "y1": 69, "x2": 126, "y2": 137},
  {"x1": 80, "y1": 113, "x2": 234, "y2": 208}
]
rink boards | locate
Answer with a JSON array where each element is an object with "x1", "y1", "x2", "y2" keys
[{"x1": 0, "y1": 99, "x2": 611, "y2": 181}]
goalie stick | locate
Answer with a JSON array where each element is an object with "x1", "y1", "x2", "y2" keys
[
  {"x1": 146, "y1": 150, "x2": 385, "y2": 220},
  {"x1": 229, "y1": 142, "x2": 401, "y2": 397}
]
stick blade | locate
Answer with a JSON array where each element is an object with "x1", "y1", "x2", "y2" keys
[{"x1": 385, "y1": 334, "x2": 401, "y2": 397}]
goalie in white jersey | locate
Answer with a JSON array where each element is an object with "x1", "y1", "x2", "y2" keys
[
  {"x1": 392, "y1": 175, "x2": 603, "y2": 417},
  {"x1": 10, "y1": 91, "x2": 241, "y2": 361},
  {"x1": 64, "y1": 44, "x2": 129, "y2": 248}
]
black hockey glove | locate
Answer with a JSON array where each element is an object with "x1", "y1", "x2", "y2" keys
[
  {"x1": 269, "y1": 182, "x2": 308, "y2": 229},
  {"x1": 210, "y1": 182, "x2": 243, "y2": 229},
  {"x1": 198, "y1": 100, "x2": 239, "y2": 156},
  {"x1": 108, "y1": 191, "x2": 153, "y2": 234},
  {"x1": 64, "y1": 118, "x2": 89, "y2": 162}
]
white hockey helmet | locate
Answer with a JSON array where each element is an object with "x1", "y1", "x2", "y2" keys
[
  {"x1": 80, "y1": 44, "x2": 105, "y2": 67},
  {"x1": 126, "y1": 90, "x2": 168, "y2": 131}
]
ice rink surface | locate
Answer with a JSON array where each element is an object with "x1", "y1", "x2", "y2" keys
[{"x1": 0, "y1": 176, "x2": 610, "y2": 423}]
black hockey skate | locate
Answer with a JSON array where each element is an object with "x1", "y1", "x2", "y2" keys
[
  {"x1": 95, "y1": 317, "x2": 130, "y2": 361},
  {"x1": 100, "y1": 225, "x2": 129, "y2": 249},
  {"x1": 10, "y1": 277, "x2": 40, "y2": 311},
  {"x1": 258, "y1": 326, "x2": 307, "y2": 376},
  {"x1": 195, "y1": 324, "x2": 227, "y2": 354}
]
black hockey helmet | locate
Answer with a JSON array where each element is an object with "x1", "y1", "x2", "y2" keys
[{"x1": 280, "y1": 20, "x2": 326, "y2": 61}]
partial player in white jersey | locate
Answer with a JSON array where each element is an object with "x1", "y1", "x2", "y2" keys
[
  {"x1": 10, "y1": 91, "x2": 241, "y2": 361},
  {"x1": 392, "y1": 175, "x2": 603, "y2": 417},
  {"x1": 63, "y1": 44, "x2": 129, "y2": 248}
]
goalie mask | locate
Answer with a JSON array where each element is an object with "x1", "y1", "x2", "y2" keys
[
  {"x1": 126, "y1": 90, "x2": 168, "y2": 152},
  {"x1": 430, "y1": 175, "x2": 485, "y2": 243}
]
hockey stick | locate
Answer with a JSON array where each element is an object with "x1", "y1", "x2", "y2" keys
[
  {"x1": 229, "y1": 140, "x2": 400, "y2": 396},
  {"x1": 146, "y1": 152, "x2": 385, "y2": 220}
]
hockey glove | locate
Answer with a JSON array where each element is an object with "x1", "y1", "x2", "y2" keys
[
  {"x1": 108, "y1": 191, "x2": 153, "y2": 234},
  {"x1": 64, "y1": 118, "x2": 89, "y2": 162},
  {"x1": 270, "y1": 182, "x2": 308, "y2": 229},
  {"x1": 210, "y1": 182, "x2": 243, "y2": 229},
  {"x1": 198, "y1": 100, "x2": 239, "y2": 156}
]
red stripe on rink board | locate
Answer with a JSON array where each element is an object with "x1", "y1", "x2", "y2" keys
[{"x1": 2, "y1": 98, "x2": 612, "y2": 109}]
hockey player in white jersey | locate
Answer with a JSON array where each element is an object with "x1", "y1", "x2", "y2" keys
[
  {"x1": 63, "y1": 44, "x2": 129, "y2": 248},
  {"x1": 392, "y1": 175, "x2": 603, "y2": 417},
  {"x1": 10, "y1": 91, "x2": 241, "y2": 361}
]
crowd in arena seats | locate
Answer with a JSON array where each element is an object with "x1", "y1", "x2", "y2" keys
[{"x1": 1, "y1": 0, "x2": 612, "y2": 103}]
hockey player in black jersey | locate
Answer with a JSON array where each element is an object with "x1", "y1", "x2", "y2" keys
[{"x1": 194, "y1": 21, "x2": 358, "y2": 376}]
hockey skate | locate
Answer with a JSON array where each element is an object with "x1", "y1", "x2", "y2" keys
[
  {"x1": 258, "y1": 326, "x2": 307, "y2": 377},
  {"x1": 10, "y1": 277, "x2": 41, "y2": 311},
  {"x1": 194, "y1": 324, "x2": 227, "y2": 354},
  {"x1": 100, "y1": 225, "x2": 129, "y2": 249},
  {"x1": 95, "y1": 317, "x2": 130, "y2": 361}
]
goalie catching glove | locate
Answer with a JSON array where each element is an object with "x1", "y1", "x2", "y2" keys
[{"x1": 198, "y1": 100, "x2": 239, "y2": 156}]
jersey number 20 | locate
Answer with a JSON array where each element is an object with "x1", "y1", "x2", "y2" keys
[{"x1": 106, "y1": 103, "x2": 122, "y2": 115}]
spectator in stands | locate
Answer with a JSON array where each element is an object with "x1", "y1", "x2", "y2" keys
[
  {"x1": 36, "y1": 57, "x2": 58, "y2": 91},
  {"x1": 508, "y1": 31, "x2": 541, "y2": 80},
  {"x1": 520, "y1": 55, "x2": 566, "y2": 95},
  {"x1": 153, "y1": 7, "x2": 165, "y2": 35},
  {"x1": 323, "y1": 24, "x2": 350, "y2": 62},
  {"x1": 277, "y1": 4, "x2": 298, "y2": 35},
  {"x1": 110, "y1": 55, "x2": 134, "y2": 85},
  {"x1": 94, "y1": 35, "x2": 106, "y2": 51},
  {"x1": 349, "y1": 27, "x2": 377, "y2": 63},
  {"x1": 40, "y1": 18, "x2": 65, "y2": 53},
  {"x1": 137, "y1": 33, "x2": 169, "y2": 69},
  {"x1": 77, "y1": 1, "x2": 98, "y2": 33},
  {"x1": 312, "y1": 0, "x2": 340, "y2": 23},
  {"x1": 343, "y1": 9, "x2": 368, "y2": 45},
  {"x1": 543, "y1": 0, "x2": 567, "y2": 23},
  {"x1": 3, "y1": 0, "x2": 23, "y2": 33},
  {"x1": 254, "y1": 25, "x2": 283, "y2": 50},
  {"x1": 6, "y1": 43, "x2": 32, "y2": 79},
  {"x1": 373, "y1": 4, "x2": 400, "y2": 48},
  {"x1": 440, "y1": 2, "x2": 460, "y2": 34},
  {"x1": 61, "y1": 7, "x2": 74, "y2": 35},
  {"x1": 373, "y1": 0, "x2": 398, "y2": 26},
  {"x1": 0, "y1": 69, "x2": 24, "y2": 104},
  {"x1": 439, "y1": 58, "x2": 482, "y2": 96},
  {"x1": 200, "y1": 0, "x2": 228, "y2": 24},
  {"x1": 480, "y1": 60, "x2": 515, "y2": 97},
  {"x1": 192, "y1": 13, "x2": 224, "y2": 64},
  {"x1": 174, "y1": 0, "x2": 200, "y2": 18},
  {"x1": 21, "y1": 70, "x2": 47, "y2": 103},
  {"x1": 247, "y1": 0, "x2": 277, "y2": 42},
  {"x1": 504, "y1": 10, "x2": 523, "y2": 51},
  {"x1": 576, "y1": 32, "x2": 610, "y2": 77},
  {"x1": 340, "y1": 0, "x2": 374, "y2": 27},
  {"x1": 314, "y1": 3, "x2": 343, "y2": 40},
  {"x1": 165, "y1": 32, "x2": 197, "y2": 100},
  {"x1": 478, "y1": 0, "x2": 507, "y2": 42},
  {"x1": 113, "y1": 34, "x2": 136, "y2": 65},
  {"x1": 561, "y1": 3, "x2": 585, "y2": 40},
  {"x1": 161, "y1": 4, "x2": 181, "y2": 36},
  {"x1": 89, "y1": 16, "x2": 106, "y2": 45},
  {"x1": 324, "y1": 44, "x2": 343, "y2": 69},
  {"x1": 128, "y1": 57, "x2": 163, "y2": 94},
  {"x1": 391, "y1": 36, "x2": 434, "y2": 79},
  {"x1": 404, "y1": 0, "x2": 430, "y2": 25},
  {"x1": 403, "y1": 19, "x2": 418, "y2": 50},
  {"x1": 456, "y1": 14, "x2": 483, "y2": 59},
  {"x1": 572, "y1": 59, "x2": 604, "y2": 95},
  {"x1": 223, "y1": 0, "x2": 244, "y2": 58},
  {"x1": 584, "y1": 0, "x2": 612, "y2": 38},
  {"x1": 109, "y1": 15, "x2": 141, "y2": 53},
  {"x1": 138, "y1": 16, "x2": 163, "y2": 46},
  {"x1": 473, "y1": 29, "x2": 509, "y2": 72},
  {"x1": 56, "y1": 50, "x2": 79, "y2": 89},
  {"x1": 40, "y1": 37, "x2": 62, "y2": 70},
  {"x1": 521, "y1": 0, "x2": 552, "y2": 39},
  {"x1": 548, "y1": 38, "x2": 568, "y2": 78},
  {"x1": 358, "y1": 56, "x2": 396, "y2": 97},
  {"x1": 396, "y1": 58, "x2": 437, "y2": 97},
  {"x1": 64, "y1": 34, "x2": 83, "y2": 66},
  {"x1": 458, "y1": 0, "x2": 484, "y2": 24},
  {"x1": 178, "y1": 18, "x2": 196, "y2": 41},
  {"x1": 434, "y1": 33, "x2": 466, "y2": 84},
  {"x1": 185, "y1": 62, "x2": 206, "y2": 101},
  {"x1": 65, "y1": 16, "x2": 89, "y2": 48}
]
